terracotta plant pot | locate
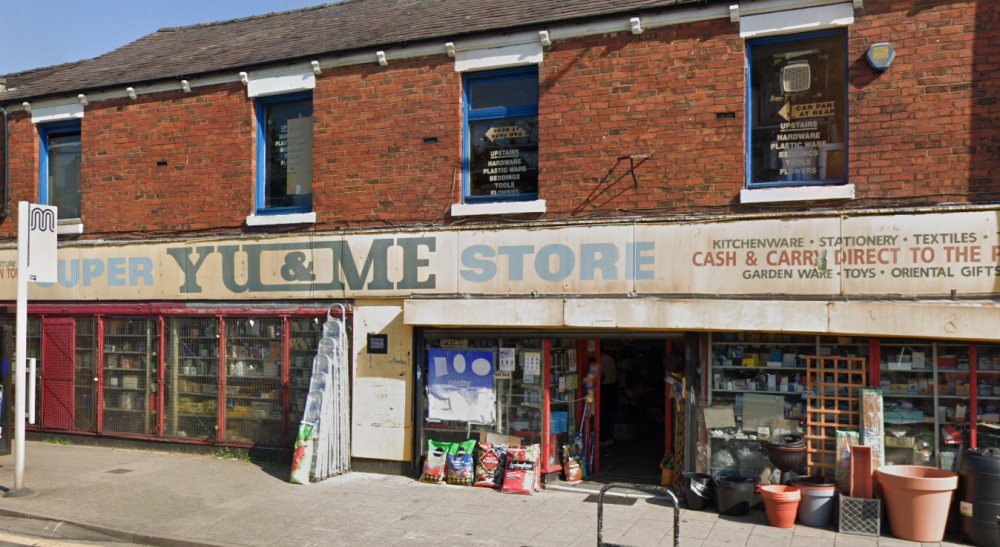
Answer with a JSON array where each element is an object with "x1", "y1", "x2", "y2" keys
[
  {"x1": 760, "y1": 484, "x2": 801, "y2": 528},
  {"x1": 876, "y1": 465, "x2": 958, "y2": 542}
]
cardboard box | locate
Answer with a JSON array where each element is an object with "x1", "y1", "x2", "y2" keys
[{"x1": 479, "y1": 431, "x2": 523, "y2": 446}]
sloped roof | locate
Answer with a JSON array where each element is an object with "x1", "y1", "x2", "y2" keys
[{"x1": 1, "y1": 0, "x2": 699, "y2": 102}]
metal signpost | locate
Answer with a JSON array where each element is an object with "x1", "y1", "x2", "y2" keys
[{"x1": 8, "y1": 202, "x2": 57, "y2": 497}]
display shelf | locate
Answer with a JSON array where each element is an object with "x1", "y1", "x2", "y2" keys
[
  {"x1": 164, "y1": 317, "x2": 221, "y2": 442},
  {"x1": 102, "y1": 318, "x2": 157, "y2": 436},
  {"x1": 73, "y1": 318, "x2": 99, "y2": 431},
  {"x1": 706, "y1": 332, "x2": 873, "y2": 478},
  {"x1": 712, "y1": 341, "x2": 817, "y2": 347},
  {"x1": 712, "y1": 366, "x2": 808, "y2": 372},
  {"x1": 224, "y1": 317, "x2": 286, "y2": 445}
]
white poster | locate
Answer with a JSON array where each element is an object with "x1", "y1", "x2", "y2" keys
[{"x1": 427, "y1": 349, "x2": 495, "y2": 424}]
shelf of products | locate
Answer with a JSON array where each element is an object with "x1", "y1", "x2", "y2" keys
[
  {"x1": 289, "y1": 318, "x2": 321, "y2": 420},
  {"x1": 705, "y1": 332, "x2": 870, "y2": 477},
  {"x1": 878, "y1": 340, "x2": 969, "y2": 471},
  {"x1": 975, "y1": 344, "x2": 1000, "y2": 445},
  {"x1": 510, "y1": 347, "x2": 544, "y2": 436},
  {"x1": 165, "y1": 317, "x2": 220, "y2": 441},
  {"x1": 74, "y1": 318, "x2": 98, "y2": 431},
  {"x1": 102, "y1": 318, "x2": 158, "y2": 435},
  {"x1": 223, "y1": 317, "x2": 284, "y2": 445},
  {"x1": 546, "y1": 345, "x2": 578, "y2": 470}
]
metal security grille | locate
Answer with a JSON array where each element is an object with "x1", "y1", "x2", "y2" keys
[
  {"x1": 165, "y1": 317, "x2": 219, "y2": 441},
  {"x1": 102, "y1": 318, "x2": 158, "y2": 435},
  {"x1": 224, "y1": 318, "x2": 284, "y2": 445},
  {"x1": 74, "y1": 318, "x2": 98, "y2": 431},
  {"x1": 42, "y1": 319, "x2": 75, "y2": 430}
]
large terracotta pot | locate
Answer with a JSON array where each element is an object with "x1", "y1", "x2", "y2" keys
[{"x1": 876, "y1": 465, "x2": 959, "y2": 542}]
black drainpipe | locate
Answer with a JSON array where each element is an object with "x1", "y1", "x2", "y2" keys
[{"x1": 0, "y1": 101, "x2": 8, "y2": 223}]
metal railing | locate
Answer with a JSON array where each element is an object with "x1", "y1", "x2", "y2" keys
[{"x1": 596, "y1": 482, "x2": 680, "y2": 546}]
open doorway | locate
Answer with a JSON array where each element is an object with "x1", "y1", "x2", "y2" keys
[{"x1": 596, "y1": 338, "x2": 684, "y2": 482}]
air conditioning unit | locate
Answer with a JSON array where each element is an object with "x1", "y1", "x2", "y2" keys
[{"x1": 781, "y1": 60, "x2": 811, "y2": 93}]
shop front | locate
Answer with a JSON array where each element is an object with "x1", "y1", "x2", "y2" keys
[
  {"x1": 4, "y1": 208, "x2": 1000, "y2": 474},
  {"x1": 0, "y1": 305, "x2": 335, "y2": 448},
  {"x1": 412, "y1": 330, "x2": 690, "y2": 485}
]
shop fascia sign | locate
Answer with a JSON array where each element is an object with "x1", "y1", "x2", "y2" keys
[
  {"x1": 163, "y1": 236, "x2": 650, "y2": 293},
  {"x1": 9, "y1": 210, "x2": 1000, "y2": 298}
]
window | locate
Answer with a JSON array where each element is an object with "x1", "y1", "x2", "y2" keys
[
  {"x1": 463, "y1": 67, "x2": 538, "y2": 203},
  {"x1": 256, "y1": 93, "x2": 313, "y2": 214},
  {"x1": 39, "y1": 121, "x2": 82, "y2": 219},
  {"x1": 747, "y1": 30, "x2": 847, "y2": 188}
]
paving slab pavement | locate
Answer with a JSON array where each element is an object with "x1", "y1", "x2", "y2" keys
[{"x1": 0, "y1": 442, "x2": 977, "y2": 546}]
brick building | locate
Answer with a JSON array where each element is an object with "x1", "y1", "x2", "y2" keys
[{"x1": 0, "y1": 0, "x2": 997, "y2": 480}]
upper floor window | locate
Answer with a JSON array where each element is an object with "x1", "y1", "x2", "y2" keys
[
  {"x1": 747, "y1": 30, "x2": 847, "y2": 188},
  {"x1": 463, "y1": 66, "x2": 538, "y2": 203},
  {"x1": 256, "y1": 93, "x2": 313, "y2": 214},
  {"x1": 39, "y1": 121, "x2": 82, "y2": 220}
]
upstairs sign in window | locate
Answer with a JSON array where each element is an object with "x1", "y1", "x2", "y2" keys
[
  {"x1": 464, "y1": 67, "x2": 539, "y2": 202},
  {"x1": 747, "y1": 30, "x2": 847, "y2": 188}
]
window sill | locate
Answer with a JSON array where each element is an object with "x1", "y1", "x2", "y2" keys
[
  {"x1": 450, "y1": 200, "x2": 546, "y2": 217},
  {"x1": 57, "y1": 220, "x2": 83, "y2": 235},
  {"x1": 740, "y1": 184, "x2": 855, "y2": 204},
  {"x1": 245, "y1": 212, "x2": 316, "y2": 226}
]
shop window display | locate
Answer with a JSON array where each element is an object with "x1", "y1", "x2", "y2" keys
[{"x1": 419, "y1": 336, "x2": 581, "y2": 480}]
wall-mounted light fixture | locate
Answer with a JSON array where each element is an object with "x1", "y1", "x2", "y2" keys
[
  {"x1": 239, "y1": 71, "x2": 249, "y2": 85},
  {"x1": 21, "y1": 102, "x2": 31, "y2": 115},
  {"x1": 78, "y1": 94, "x2": 89, "y2": 106},
  {"x1": 866, "y1": 42, "x2": 895, "y2": 72},
  {"x1": 181, "y1": 80, "x2": 191, "y2": 93},
  {"x1": 376, "y1": 51, "x2": 388, "y2": 66},
  {"x1": 630, "y1": 17, "x2": 643, "y2": 34},
  {"x1": 126, "y1": 87, "x2": 137, "y2": 100},
  {"x1": 311, "y1": 60, "x2": 322, "y2": 75},
  {"x1": 729, "y1": 4, "x2": 740, "y2": 22},
  {"x1": 539, "y1": 30, "x2": 552, "y2": 47},
  {"x1": 445, "y1": 42, "x2": 455, "y2": 57}
]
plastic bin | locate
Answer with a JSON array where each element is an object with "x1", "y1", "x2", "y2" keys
[
  {"x1": 793, "y1": 475, "x2": 837, "y2": 527},
  {"x1": 960, "y1": 448, "x2": 1000, "y2": 547},
  {"x1": 683, "y1": 472, "x2": 713, "y2": 510},
  {"x1": 715, "y1": 476, "x2": 754, "y2": 516}
]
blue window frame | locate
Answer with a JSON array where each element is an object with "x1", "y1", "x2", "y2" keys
[
  {"x1": 255, "y1": 92, "x2": 313, "y2": 214},
  {"x1": 39, "y1": 120, "x2": 82, "y2": 219},
  {"x1": 463, "y1": 66, "x2": 539, "y2": 202},
  {"x1": 746, "y1": 30, "x2": 848, "y2": 188}
]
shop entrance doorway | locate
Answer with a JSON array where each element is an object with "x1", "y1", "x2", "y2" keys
[{"x1": 596, "y1": 338, "x2": 684, "y2": 482}]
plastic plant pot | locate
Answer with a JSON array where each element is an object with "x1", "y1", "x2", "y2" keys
[
  {"x1": 792, "y1": 475, "x2": 838, "y2": 527},
  {"x1": 760, "y1": 484, "x2": 801, "y2": 528},
  {"x1": 876, "y1": 465, "x2": 958, "y2": 542}
]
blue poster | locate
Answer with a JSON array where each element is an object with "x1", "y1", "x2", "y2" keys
[{"x1": 427, "y1": 349, "x2": 495, "y2": 423}]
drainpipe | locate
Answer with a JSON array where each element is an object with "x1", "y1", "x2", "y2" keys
[{"x1": 0, "y1": 98, "x2": 8, "y2": 223}]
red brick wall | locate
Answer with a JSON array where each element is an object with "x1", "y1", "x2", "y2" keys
[{"x1": 0, "y1": 0, "x2": 994, "y2": 241}]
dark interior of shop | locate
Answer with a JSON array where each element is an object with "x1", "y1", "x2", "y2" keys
[{"x1": 597, "y1": 338, "x2": 681, "y2": 482}]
